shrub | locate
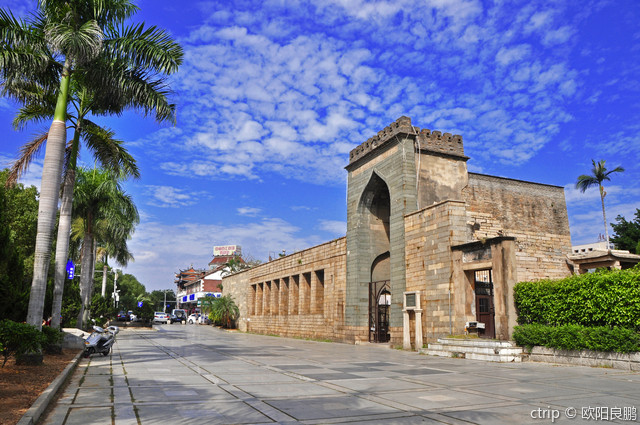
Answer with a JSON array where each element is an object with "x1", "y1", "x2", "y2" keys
[
  {"x1": 513, "y1": 324, "x2": 640, "y2": 353},
  {"x1": 514, "y1": 267, "x2": 640, "y2": 330},
  {"x1": 0, "y1": 319, "x2": 44, "y2": 366},
  {"x1": 41, "y1": 326, "x2": 64, "y2": 354}
]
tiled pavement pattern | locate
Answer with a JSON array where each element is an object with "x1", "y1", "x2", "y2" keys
[{"x1": 43, "y1": 325, "x2": 640, "y2": 424}]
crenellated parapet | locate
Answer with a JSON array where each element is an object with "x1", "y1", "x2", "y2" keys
[
  {"x1": 349, "y1": 116, "x2": 414, "y2": 164},
  {"x1": 348, "y1": 116, "x2": 466, "y2": 165},
  {"x1": 416, "y1": 129, "x2": 465, "y2": 158}
]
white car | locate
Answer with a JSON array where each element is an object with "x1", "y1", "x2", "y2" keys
[
  {"x1": 153, "y1": 312, "x2": 169, "y2": 324},
  {"x1": 187, "y1": 313, "x2": 210, "y2": 325}
]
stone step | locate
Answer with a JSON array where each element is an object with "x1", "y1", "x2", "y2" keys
[
  {"x1": 420, "y1": 338, "x2": 524, "y2": 363},
  {"x1": 420, "y1": 347, "x2": 522, "y2": 363},
  {"x1": 427, "y1": 343, "x2": 523, "y2": 356},
  {"x1": 436, "y1": 338, "x2": 516, "y2": 348}
]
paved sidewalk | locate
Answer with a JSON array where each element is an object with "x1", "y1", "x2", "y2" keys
[{"x1": 43, "y1": 325, "x2": 640, "y2": 424}]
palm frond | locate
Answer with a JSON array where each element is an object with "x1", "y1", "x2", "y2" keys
[
  {"x1": 82, "y1": 120, "x2": 140, "y2": 178},
  {"x1": 12, "y1": 101, "x2": 55, "y2": 130},
  {"x1": 105, "y1": 23, "x2": 183, "y2": 74},
  {"x1": 5, "y1": 132, "x2": 48, "y2": 187},
  {"x1": 45, "y1": 19, "x2": 103, "y2": 63}
]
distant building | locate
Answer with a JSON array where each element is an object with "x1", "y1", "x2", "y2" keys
[
  {"x1": 569, "y1": 241, "x2": 640, "y2": 274},
  {"x1": 175, "y1": 252, "x2": 243, "y2": 311}
]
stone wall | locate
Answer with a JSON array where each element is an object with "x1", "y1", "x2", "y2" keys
[
  {"x1": 223, "y1": 238, "x2": 347, "y2": 341},
  {"x1": 404, "y1": 201, "x2": 468, "y2": 344},
  {"x1": 463, "y1": 173, "x2": 572, "y2": 282}
]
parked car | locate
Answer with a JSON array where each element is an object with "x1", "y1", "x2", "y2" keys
[
  {"x1": 170, "y1": 309, "x2": 187, "y2": 324},
  {"x1": 153, "y1": 312, "x2": 169, "y2": 324},
  {"x1": 116, "y1": 311, "x2": 129, "y2": 322},
  {"x1": 198, "y1": 315, "x2": 211, "y2": 325},
  {"x1": 187, "y1": 313, "x2": 201, "y2": 324}
]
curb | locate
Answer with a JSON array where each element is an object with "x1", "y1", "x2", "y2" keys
[{"x1": 16, "y1": 350, "x2": 83, "y2": 425}]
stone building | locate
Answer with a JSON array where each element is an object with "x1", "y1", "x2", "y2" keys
[{"x1": 223, "y1": 116, "x2": 572, "y2": 347}]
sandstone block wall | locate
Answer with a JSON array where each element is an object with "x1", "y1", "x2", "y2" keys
[
  {"x1": 404, "y1": 200, "x2": 468, "y2": 343},
  {"x1": 463, "y1": 173, "x2": 572, "y2": 282},
  {"x1": 223, "y1": 238, "x2": 347, "y2": 341}
]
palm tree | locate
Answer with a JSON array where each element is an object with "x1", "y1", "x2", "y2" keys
[
  {"x1": 576, "y1": 159, "x2": 625, "y2": 249},
  {"x1": 8, "y1": 56, "x2": 177, "y2": 328},
  {"x1": 210, "y1": 295, "x2": 240, "y2": 329},
  {"x1": 0, "y1": 1, "x2": 182, "y2": 329},
  {"x1": 71, "y1": 167, "x2": 138, "y2": 329}
]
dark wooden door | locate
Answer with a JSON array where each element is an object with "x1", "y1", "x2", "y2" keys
[{"x1": 474, "y1": 270, "x2": 495, "y2": 339}]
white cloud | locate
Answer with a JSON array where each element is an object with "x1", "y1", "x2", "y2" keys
[
  {"x1": 543, "y1": 26, "x2": 573, "y2": 45},
  {"x1": 237, "y1": 207, "x2": 262, "y2": 216},
  {"x1": 145, "y1": 185, "x2": 209, "y2": 208},
  {"x1": 496, "y1": 45, "x2": 530, "y2": 66},
  {"x1": 136, "y1": 0, "x2": 589, "y2": 187},
  {"x1": 318, "y1": 219, "x2": 346, "y2": 236},
  {"x1": 123, "y1": 217, "x2": 324, "y2": 290}
]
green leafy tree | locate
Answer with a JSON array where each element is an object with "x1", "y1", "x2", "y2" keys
[
  {"x1": 576, "y1": 159, "x2": 625, "y2": 248},
  {"x1": 116, "y1": 273, "x2": 146, "y2": 299},
  {"x1": 0, "y1": 0, "x2": 182, "y2": 329},
  {"x1": 0, "y1": 170, "x2": 38, "y2": 321},
  {"x1": 149, "y1": 290, "x2": 176, "y2": 312},
  {"x1": 136, "y1": 294, "x2": 154, "y2": 321},
  {"x1": 611, "y1": 209, "x2": 640, "y2": 254}
]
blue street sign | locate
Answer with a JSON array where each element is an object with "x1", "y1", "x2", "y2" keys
[
  {"x1": 66, "y1": 260, "x2": 74, "y2": 279},
  {"x1": 137, "y1": 301, "x2": 143, "y2": 307}
]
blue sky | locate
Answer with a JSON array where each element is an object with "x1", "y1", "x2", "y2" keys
[{"x1": 1, "y1": 0, "x2": 639, "y2": 291}]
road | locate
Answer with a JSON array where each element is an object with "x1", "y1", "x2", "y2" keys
[{"x1": 43, "y1": 324, "x2": 640, "y2": 424}]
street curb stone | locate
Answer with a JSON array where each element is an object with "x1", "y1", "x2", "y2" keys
[{"x1": 16, "y1": 350, "x2": 83, "y2": 425}]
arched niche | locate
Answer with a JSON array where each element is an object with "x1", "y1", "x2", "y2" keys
[{"x1": 358, "y1": 172, "x2": 391, "y2": 262}]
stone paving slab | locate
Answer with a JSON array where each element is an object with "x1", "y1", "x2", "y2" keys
[{"x1": 41, "y1": 325, "x2": 640, "y2": 425}]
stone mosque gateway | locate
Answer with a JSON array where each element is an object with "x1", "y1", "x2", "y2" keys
[{"x1": 223, "y1": 116, "x2": 571, "y2": 347}]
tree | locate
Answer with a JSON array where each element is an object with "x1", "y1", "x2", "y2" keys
[
  {"x1": 210, "y1": 295, "x2": 240, "y2": 329},
  {"x1": 576, "y1": 159, "x2": 625, "y2": 248},
  {"x1": 611, "y1": 209, "x2": 640, "y2": 254},
  {"x1": 71, "y1": 167, "x2": 138, "y2": 329},
  {"x1": 0, "y1": 1, "x2": 182, "y2": 329},
  {"x1": 8, "y1": 47, "x2": 179, "y2": 328}
]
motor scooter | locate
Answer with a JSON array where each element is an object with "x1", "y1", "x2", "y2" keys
[{"x1": 83, "y1": 325, "x2": 119, "y2": 358}]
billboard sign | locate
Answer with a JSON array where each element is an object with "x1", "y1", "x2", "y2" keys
[{"x1": 213, "y1": 245, "x2": 242, "y2": 257}]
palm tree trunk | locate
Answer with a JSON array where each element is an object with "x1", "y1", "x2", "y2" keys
[
  {"x1": 600, "y1": 185, "x2": 610, "y2": 249},
  {"x1": 101, "y1": 262, "x2": 108, "y2": 297},
  {"x1": 50, "y1": 168, "x2": 75, "y2": 329},
  {"x1": 26, "y1": 65, "x2": 72, "y2": 329},
  {"x1": 51, "y1": 116, "x2": 83, "y2": 329},
  {"x1": 77, "y1": 231, "x2": 94, "y2": 329},
  {"x1": 82, "y1": 238, "x2": 98, "y2": 325}
]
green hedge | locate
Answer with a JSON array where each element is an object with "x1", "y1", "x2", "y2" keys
[
  {"x1": 0, "y1": 319, "x2": 44, "y2": 366},
  {"x1": 513, "y1": 324, "x2": 640, "y2": 353},
  {"x1": 514, "y1": 268, "x2": 640, "y2": 330}
]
